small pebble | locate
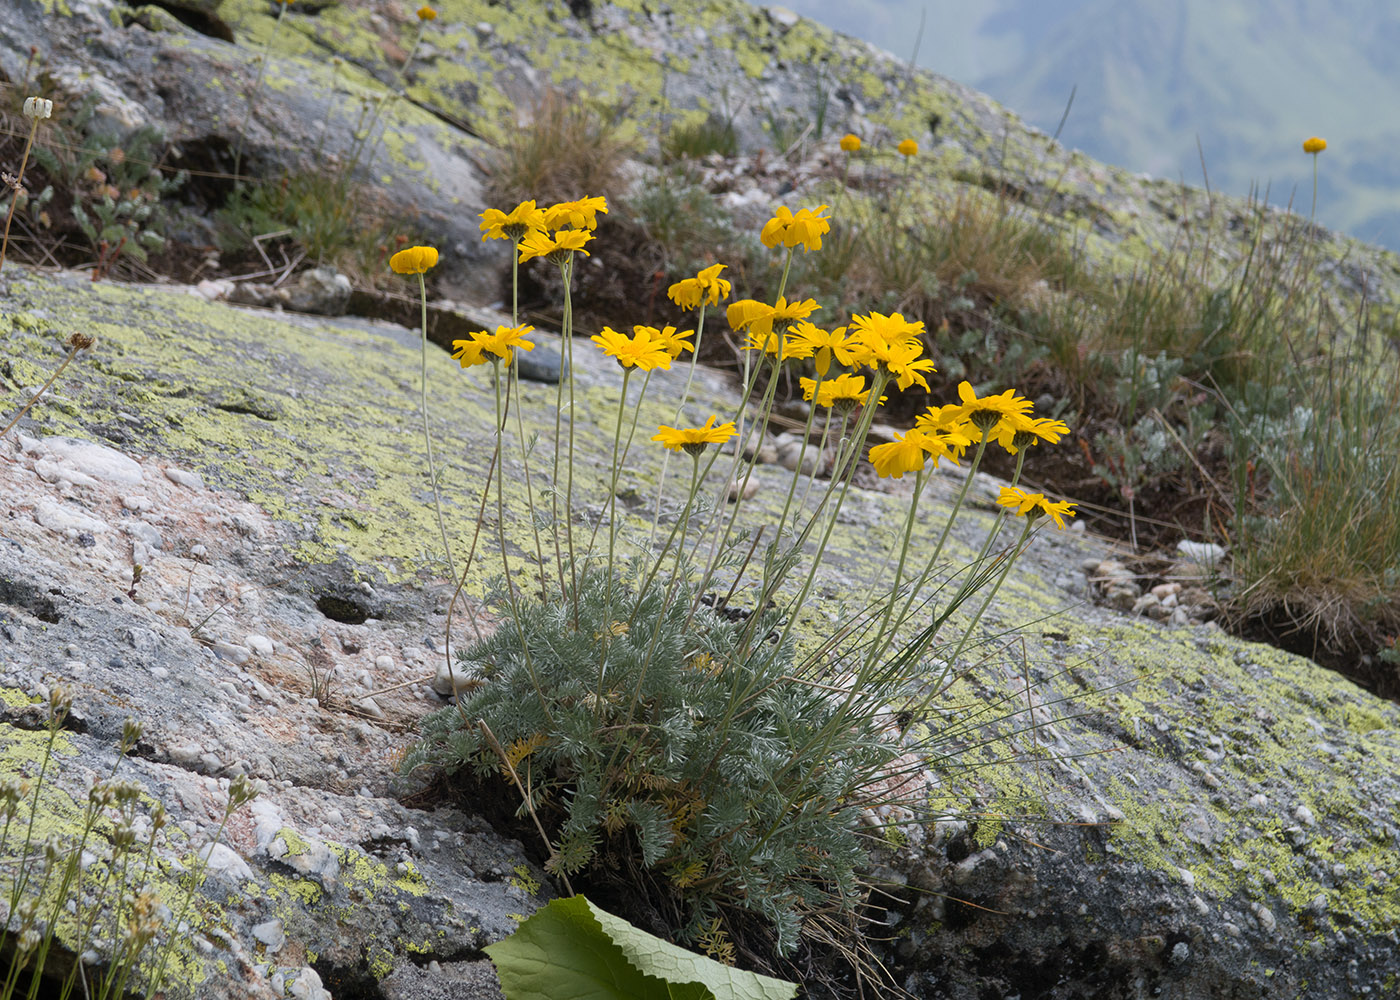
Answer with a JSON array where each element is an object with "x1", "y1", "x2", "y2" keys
[{"x1": 164, "y1": 467, "x2": 204, "y2": 490}]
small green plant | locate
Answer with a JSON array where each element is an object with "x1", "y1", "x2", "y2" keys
[
  {"x1": 403, "y1": 191, "x2": 1079, "y2": 985},
  {"x1": 663, "y1": 113, "x2": 738, "y2": 162},
  {"x1": 7, "y1": 94, "x2": 187, "y2": 278},
  {"x1": 0, "y1": 694, "x2": 260, "y2": 998}
]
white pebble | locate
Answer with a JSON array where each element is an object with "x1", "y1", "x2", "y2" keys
[
  {"x1": 164, "y1": 467, "x2": 204, "y2": 490},
  {"x1": 245, "y1": 634, "x2": 275, "y2": 658}
]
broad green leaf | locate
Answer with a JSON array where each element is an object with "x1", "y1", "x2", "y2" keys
[
  {"x1": 486, "y1": 896, "x2": 798, "y2": 1000},
  {"x1": 485, "y1": 895, "x2": 676, "y2": 1000},
  {"x1": 584, "y1": 899, "x2": 797, "y2": 1000}
]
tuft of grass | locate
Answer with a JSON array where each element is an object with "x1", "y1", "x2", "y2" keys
[
  {"x1": 485, "y1": 88, "x2": 634, "y2": 209},
  {"x1": 662, "y1": 114, "x2": 738, "y2": 162}
]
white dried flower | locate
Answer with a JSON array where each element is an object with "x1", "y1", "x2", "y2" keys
[{"x1": 22, "y1": 97, "x2": 53, "y2": 120}]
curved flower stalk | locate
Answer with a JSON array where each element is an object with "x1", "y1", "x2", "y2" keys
[
  {"x1": 0, "y1": 95, "x2": 52, "y2": 274},
  {"x1": 390, "y1": 245, "x2": 456, "y2": 584}
]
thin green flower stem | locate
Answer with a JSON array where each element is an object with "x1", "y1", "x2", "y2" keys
[
  {"x1": 9, "y1": 717, "x2": 60, "y2": 912},
  {"x1": 757, "y1": 373, "x2": 889, "y2": 657},
  {"x1": 509, "y1": 353, "x2": 546, "y2": 584},
  {"x1": 561, "y1": 255, "x2": 580, "y2": 609},
  {"x1": 775, "y1": 245, "x2": 795, "y2": 302},
  {"x1": 673, "y1": 455, "x2": 702, "y2": 584},
  {"x1": 636, "y1": 434, "x2": 729, "y2": 605},
  {"x1": 44, "y1": 804, "x2": 104, "y2": 1000},
  {"x1": 612, "y1": 453, "x2": 707, "y2": 754},
  {"x1": 895, "y1": 440, "x2": 1025, "y2": 641},
  {"x1": 647, "y1": 301, "x2": 711, "y2": 552},
  {"x1": 864, "y1": 467, "x2": 928, "y2": 669},
  {"x1": 771, "y1": 369, "x2": 824, "y2": 542},
  {"x1": 945, "y1": 519, "x2": 1035, "y2": 666},
  {"x1": 547, "y1": 255, "x2": 570, "y2": 599},
  {"x1": 687, "y1": 346, "x2": 767, "y2": 610},
  {"x1": 442, "y1": 446, "x2": 496, "y2": 686},
  {"x1": 677, "y1": 301, "x2": 708, "y2": 416},
  {"x1": 1310, "y1": 154, "x2": 1319, "y2": 224},
  {"x1": 0, "y1": 114, "x2": 40, "y2": 274},
  {"x1": 1, "y1": 345, "x2": 80, "y2": 439},
  {"x1": 889, "y1": 435, "x2": 992, "y2": 635},
  {"x1": 491, "y1": 360, "x2": 520, "y2": 603},
  {"x1": 597, "y1": 368, "x2": 642, "y2": 624},
  {"x1": 231, "y1": 0, "x2": 287, "y2": 191},
  {"x1": 416, "y1": 272, "x2": 457, "y2": 583},
  {"x1": 144, "y1": 802, "x2": 242, "y2": 1000},
  {"x1": 794, "y1": 403, "x2": 836, "y2": 518}
]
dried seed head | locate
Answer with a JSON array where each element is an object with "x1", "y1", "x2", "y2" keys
[{"x1": 66, "y1": 332, "x2": 95, "y2": 351}]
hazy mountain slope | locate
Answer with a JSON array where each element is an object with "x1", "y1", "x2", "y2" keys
[{"x1": 783, "y1": 0, "x2": 1400, "y2": 250}]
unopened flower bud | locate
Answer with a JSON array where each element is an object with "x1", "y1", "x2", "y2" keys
[{"x1": 22, "y1": 97, "x2": 52, "y2": 120}]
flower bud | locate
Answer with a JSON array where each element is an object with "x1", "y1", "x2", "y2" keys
[{"x1": 22, "y1": 97, "x2": 53, "y2": 120}]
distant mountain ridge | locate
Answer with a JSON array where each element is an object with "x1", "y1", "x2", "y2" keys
[{"x1": 784, "y1": 0, "x2": 1400, "y2": 251}]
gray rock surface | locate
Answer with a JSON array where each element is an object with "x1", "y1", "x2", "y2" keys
[
  {"x1": 1, "y1": 268, "x2": 1397, "y2": 998},
  {"x1": 0, "y1": 0, "x2": 1398, "y2": 996}
]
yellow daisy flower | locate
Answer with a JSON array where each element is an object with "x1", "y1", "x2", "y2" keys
[
  {"x1": 517, "y1": 228, "x2": 593, "y2": 265},
  {"x1": 542, "y1": 196, "x2": 609, "y2": 231},
  {"x1": 898, "y1": 138, "x2": 918, "y2": 157},
  {"x1": 652, "y1": 415, "x2": 737, "y2": 455},
  {"x1": 759, "y1": 205, "x2": 831, "y2": 253},
  {"x1": 591, "y1": 326, "x2": 672, "y2": 371},
  {"x1": 869, "y1": 430, "x2": 935, "y2": 479},
  {"x1": 839, "y1": 133, "x2": 861, "y2": 153},
  {"x1": 667, "y1": 263, "x2": 732, "y2": 310},
  {"x1": 997, "y1": 487, "x2": 1077, "y2": 529},
  {"x1": 1302, "y1": 136, "x2": 1326, "y2": 154},
  {"x1": 954, "y1": 381, "x2": 1034, "y2": 435},
  {"x1": 479, "y1": 201, "x2": 545, "y2": 241},
  {"x1": 389, "y1": 245, "x2": 438, "y2": 274},
  {"x1": 786, "y1": 322, "x2": 856, "y2": 376},
  {"x1": 799, "y1": 372, "x2": 884, "y2": 411},
  {"x1": 636, "y1": 324, "x2": 694, "y2": 359}
]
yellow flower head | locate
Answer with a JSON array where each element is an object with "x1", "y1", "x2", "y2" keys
[
  {"x1": 869, "y1": 431, "x2": 939, "y2": 479},
  {"x1": 479, "y1": 201, "x2": 545, "y2": 241},
  {"x1": 769, "y1": 296, "x2": 820, "y2": 332},
  {"x1": 451, "y1": 338, "x2": 486, "y2": 368},
  {"x1": 668, "y1": 263, "x2": 732, "y2": 310},
  {"x1": 543, "y1": 196, "x2": 609, "y2": 231},
  {"x1": 590, "y1": 326, "x2": 672, "y2": 371},
  {"x1": 992, "y1": 414, "x2": 1071, "y2": 454},
  {"x1": 787, "y1": 321, "x2": 855, "y2": 377},
  {"x1": 728, "y1": 297, "x2": 820, "y2": 339},
  {"x1": 389, "y1": 245, "x2": 438, "y2": 274},
  {"x1": 1303, "y1": 136, "x2": 1327, "y2": 154},
  {"x1": 759, "y1": 204, "x2": 831, "y2": 253},
  {"x1": 417, "y1": 5, "x2": 437, "y2": 19},
  {"x1": 955, "y1": 381, "x2": 1034, "y2": 435},
  {"x1": 998, "y1": 487, "x2": 1076, "y2": 529},
  {"x1": 744, "y1": 329, "x2": 813, "y2": 363},
  {"x1": 839, "y1": 133, "x2": 861, "y2": 153},
  {"x1": 652, "y1": 415, "x2": 737, "y2": 456},
  {"x1": 452, "y1": 325, "x2": 535, "y2": 367},
  {"x1": 727, "y1": 298, "x2": 774, "y2": 333},
  {"x1": 898, "y1": 138, "x2": 919, "y2": 157},
  {"x1": 517, "y1": 228, "x2": 593, "y2": 265},
  {"x1": 800, "y1": 372, "x2": 884, "y2": 412},
  {"x1": 636, "y1": 324, "x2": 694, "y2": 359},
  {"x1": 914, "y1": 403, "x2": 975, "y2": 458},
  {"x1": 848, "y1": 310, "x2": 925, "y2": 352},
  {"x1": 481, "y1": 325, "x2": 536, "y2": 366}
]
